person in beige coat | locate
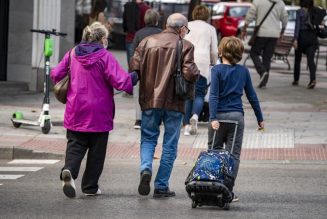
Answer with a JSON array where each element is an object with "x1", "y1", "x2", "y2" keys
[{"x1": 183, "y1": 5, "x2": 218, "y2": 135}]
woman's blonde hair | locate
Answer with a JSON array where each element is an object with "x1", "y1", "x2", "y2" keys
[
  {"x1": 82, "y1": 22, "x2": 108, "y2": 43},
  {"x1": 218, "y1": 36, "x2": 244, "y2": 65}
]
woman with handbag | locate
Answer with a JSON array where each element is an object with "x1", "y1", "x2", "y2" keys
[
  {"x1": 293, "y1": 0, "x2": 321, "y2": 89},
  {"x1": 51, "y1": 22, "x2": 138, "y2": 198}
]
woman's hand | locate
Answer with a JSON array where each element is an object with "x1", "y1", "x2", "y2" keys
[{"x1": 211, "y1": 120, "x2": 220, "y2": 130}]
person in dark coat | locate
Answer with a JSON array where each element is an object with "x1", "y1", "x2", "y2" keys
[
  {"x1": 293, "y1": 0, "x2": 325, "y2": 89},
  {"x1": 131, "y1": 9, "x2": 162, "y2": 129}
]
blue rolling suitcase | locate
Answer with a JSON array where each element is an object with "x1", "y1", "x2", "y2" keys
[{"x1": 185, "y1": 120, "x2": 238, "y2": 210}]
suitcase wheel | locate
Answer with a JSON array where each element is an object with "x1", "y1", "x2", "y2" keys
[
  {"x1": 192, "y1": 200, "x2": 197, "y2": 208},
  {"x1": 223, "y1": 203, "x2": 230, "y2": 210}
]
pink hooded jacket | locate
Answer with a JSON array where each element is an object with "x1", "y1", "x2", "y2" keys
[{"x1": 51, "y1": 45, "x2": 133, "y2": 132}]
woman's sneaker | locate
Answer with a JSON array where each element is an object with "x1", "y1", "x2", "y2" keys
[
  {"x1": 190, "y1": 114, "x2": 198, "y2": 135},
  {"x1": 84, "y1": 188, "x2": 102, "y2": 196},
  {"x1": 184, "y1": 125, "x2": 191, "y2": 136},
  {"x1": 61, "y1": 169, "x2": 76, "y2": 198}
]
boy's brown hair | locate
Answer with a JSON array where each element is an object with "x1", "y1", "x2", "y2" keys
[{"x1": 218, "y1": 36, "x2": 244, "y2": 65}]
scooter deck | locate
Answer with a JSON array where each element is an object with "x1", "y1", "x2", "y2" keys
[{"x1": 11, "y1": 118, "x2": 40, "y2": 126}]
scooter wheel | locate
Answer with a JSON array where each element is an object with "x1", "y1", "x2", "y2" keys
[
  {"x1": 192, "y1": 201, "x2": 197, "y2": 208},
  {"x1": 12, "y1": 121, "x2": 22, "y2": 128},
  {"x1": 42, "y1": 119, "x2": 51, "y2": 134}
]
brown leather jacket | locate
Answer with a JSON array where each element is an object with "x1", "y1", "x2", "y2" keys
[{"x1": 130, "y1": 28, "x2": 200, "y2": 113}]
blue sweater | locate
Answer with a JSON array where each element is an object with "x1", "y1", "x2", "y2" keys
[{"x1": 209, "y1": 64, "x2": 263, "y2": 123}]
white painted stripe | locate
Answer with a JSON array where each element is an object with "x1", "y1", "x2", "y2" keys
[
  {"x1": 8, "y1": 159, "x2": 60, "y2": 164},
  {"x1": 0, "y1": 175, "x2": 24, "y2": 180},
  {"x1": 0, "y1": 167, "x2": 44, "y2": 172},
  {"x1": 0, "y1": 183, "x2": 3, "y2": 186}
]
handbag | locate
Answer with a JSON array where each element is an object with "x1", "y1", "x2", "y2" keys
[
  {"x1": 53, "y1": 49, "x2": 73, "y2": 104},
  {"x1": 173, "y1": 40, "x2": 195, "y2": 100},
  {"x1": 248, "y1": 2, "x2": 276, "y2": 46}
]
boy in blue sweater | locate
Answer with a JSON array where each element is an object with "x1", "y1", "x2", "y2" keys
[{"x1": 209, "y1": 36, "x2": 264, "y2": 202}]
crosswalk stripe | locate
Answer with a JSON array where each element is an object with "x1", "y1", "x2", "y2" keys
[
  {"x1": 0, "y1": 183, "x2": 3, "y2": 186},
  {"x1": 0, "y1": 175, "x2": 24, "y2": 180},
  {"x1": 0, "y1": 167, "x2": 44, "y2": 172},
  {"x1": 8, "y1": 159, "x2": 60, "y2": 164}
]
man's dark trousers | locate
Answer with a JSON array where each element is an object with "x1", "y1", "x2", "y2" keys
[
  {"x1": 250, "y1": 37, "x2": 278, "y2": 77},
  {"x1": 61, "y1": 130, "x2": 109, "y2": 194}
]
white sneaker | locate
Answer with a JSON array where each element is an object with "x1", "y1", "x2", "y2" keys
[
  {"x1": 61, "y1": 169, "x2": 76, "y2": 198},
  {"x1": 84, "y1": 188, "x2": 102, "y2": 196},
  {"x1": 190, "y1": 114, "x2": 198, "y2": 135},
  {"x1": 184, "y1": 125, "x2": 191, "y2": 136}
]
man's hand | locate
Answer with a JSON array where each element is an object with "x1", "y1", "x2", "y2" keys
[
  {"x1": 293, "y1": 40, "x2": 298, "y2": 50},
  {"x1": 211, "y1": 120, "x2": 220, "y2": 130}
]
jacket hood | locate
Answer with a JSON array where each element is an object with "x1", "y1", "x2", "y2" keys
[{"x1": 74, "y1": 42, "x2": 106, "y2": 66}]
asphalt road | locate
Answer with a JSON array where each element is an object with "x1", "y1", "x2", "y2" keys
[{"x1": 0, "y1": 159, "x2": 326, "y2": 219}]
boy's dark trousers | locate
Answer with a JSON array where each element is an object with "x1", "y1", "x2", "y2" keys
[
  {"x1": 250, "y1": 37, "x2": 278, "y2": 77},
  {"x1": 61, "y1": 129, "x2": 109, "y2": 194}
]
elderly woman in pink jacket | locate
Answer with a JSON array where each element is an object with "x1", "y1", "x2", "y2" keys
[{"x1": 51, "y1": 22, "x2": 138, "y2": 198}]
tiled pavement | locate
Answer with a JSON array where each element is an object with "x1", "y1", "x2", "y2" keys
[{"x1": 0, "y1": 50, "x2": 326, "y2": 161}]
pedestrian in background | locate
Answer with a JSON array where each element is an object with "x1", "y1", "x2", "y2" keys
[
  {"x1": 130, "y1": 13, "x2": 199, "y2": 198},
  {"x1": 209, "y1": 37, "x2": 264, "y2": 201},
  {"x1": 123, "y1": 0, "x2": 150, "y2": 65},
  {"x1": 293, "y1": 0, "x2": 319, "y2": 89},
  {"x1": 183, "y1": 5, "x2": 218, "y2": 136},
  {"x1": 131, "y1": 9, "x2": 162, "y2": 129},
  {"x1": 51, "y1": 22, "x2": 138, "y2": 198},
  {"x1": 241, "y1": 0, "x2": 288, "y2": 88},
  {"x1": 89, "y1": 0, "x2": 112, "y2": 33}
]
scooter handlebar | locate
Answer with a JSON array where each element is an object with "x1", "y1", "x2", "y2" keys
[{"x1": 30, "y1": 29, "x2": 67, "y2": 37}]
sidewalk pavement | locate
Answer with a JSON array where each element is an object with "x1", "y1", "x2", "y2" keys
[{"x1": 0, "y1": 50, "x2": 326, "y2": 161}]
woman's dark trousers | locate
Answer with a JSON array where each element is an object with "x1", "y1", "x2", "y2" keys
[
  {"x1": 294, "y1": 46, "x2": 317, "y2": 82},
  {"x1": 61, "y1": 129, "x2": 109, "y2": 194}
]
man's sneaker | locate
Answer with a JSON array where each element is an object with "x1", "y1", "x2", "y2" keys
[
  {"x1": 134, "y1": 120, "x2": 141, "y2": 129},
  {"x1": 258, "y1": 72, "x2": 269, "y2": 88},
  {"x1": 184, "y1": 125, "x2": 191, "y2": 136},
  {"x1": 189, "y1": 114, "x2": 198, "y2": 135},
  {"x1": 153, "y1": 188, "x2": 176, "y2": 198},
  {"x1": 232, "y1": 194, "x2": 239, "y2": 202},
  {"x1": 61, "y1": 169, "x2": 76, "y2": 198},
  {"x1": 84, "y1": 188, "x2": 102, "y2": 196},
  {"x1": 138, "y1": 170, "x2": 152, "y2": 196}
]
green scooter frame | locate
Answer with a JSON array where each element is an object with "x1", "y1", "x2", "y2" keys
[{"x1": 11, "y1": 29, "x2": 67, "y2": 134}]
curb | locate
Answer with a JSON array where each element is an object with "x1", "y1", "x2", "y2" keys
[{"x1": 0, "y1": 146, "x2": 64, "y2": 160}]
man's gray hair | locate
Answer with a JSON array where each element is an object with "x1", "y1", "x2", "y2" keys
[{"x1": 166, "y1": 13, "x2": 188, "y2": 28}]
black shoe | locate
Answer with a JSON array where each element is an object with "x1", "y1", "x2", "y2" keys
[
  {"x1": 138, "y1": 170, "x2": 151, "y2": 196},
  {"x1": 292, "y1": 81, "x2": 299, "y2": 86},
  {"x1": 307, "y1": 80, "x2": 316, "y2": 89},
  {"x1": 258, "y1": 72, "x2": 269, "y2": 88},
  {"x1": 134, "y1": 120, "x2": 141, "y2": 129},
  {"x1": 153, "y1": 188, "x2": 176, "y2": 198}
]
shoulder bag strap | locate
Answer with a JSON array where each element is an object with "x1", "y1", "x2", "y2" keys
[
  {"x1": 175, "y1": 39, "x2": 182, "y2": 75},
  {"x1": 257, "y1": 2, "x2": 277, "y2": 29}
]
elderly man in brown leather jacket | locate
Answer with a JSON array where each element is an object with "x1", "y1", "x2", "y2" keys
[{"x1": 130, "y1": 13, "x2": 199, "y2": 198}]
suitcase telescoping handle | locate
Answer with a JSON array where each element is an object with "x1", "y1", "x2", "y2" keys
[{"x1": 210, "y1": 120, "x2": 239, "y2": 154}]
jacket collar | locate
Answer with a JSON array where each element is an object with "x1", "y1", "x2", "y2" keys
[{"x1": 163, "y1": 27, "x2": 180, "y2": 36}]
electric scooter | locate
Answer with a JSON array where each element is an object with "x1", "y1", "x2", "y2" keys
[{"x1": 11, "y1": 29, "x2": 67, "y2": 134}]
